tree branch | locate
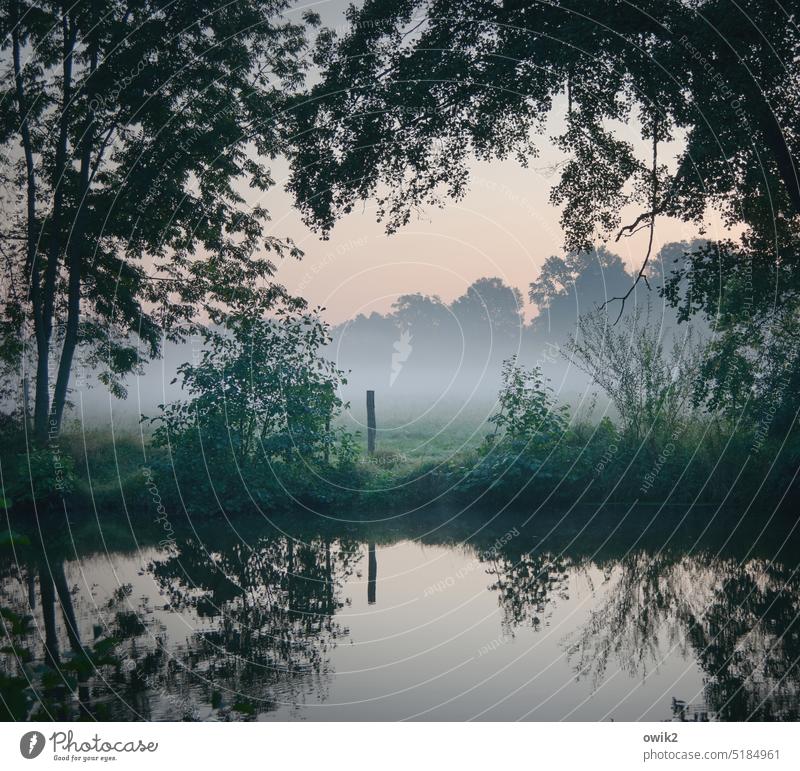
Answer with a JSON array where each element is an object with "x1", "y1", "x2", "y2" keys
[{"x1": 601, "y1": 126, "x2": 659, "y2": 324}]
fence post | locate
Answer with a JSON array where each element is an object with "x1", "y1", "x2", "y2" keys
[{"x1": 366, "y1": 389, "x2": 376, "y2": 455}]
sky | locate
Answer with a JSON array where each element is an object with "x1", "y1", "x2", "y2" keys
[
  {"x1": 256, "y1": 1, "x2": 726, "y2": 325},
  {"x1": 264, "y1": 149, "x2": 712, "y2": 325}
]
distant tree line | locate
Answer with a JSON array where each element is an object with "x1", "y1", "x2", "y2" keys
[{"x1": 329, "y1": 241, "x2": 702, "y2": 398}]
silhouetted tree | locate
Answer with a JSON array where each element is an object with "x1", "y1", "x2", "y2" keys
[
  {"x1": 287, "y1": 0, "x2": 800, "y2": 419},
  {"x1": 451, "y1": 278, "x2": 524, "y2": 344},
  {"x1": 529, "y1": 246, "x2": 633, "y2": 342},
  {"x1": 1, "y1": 0, "x2": 317, "y2": 439}
]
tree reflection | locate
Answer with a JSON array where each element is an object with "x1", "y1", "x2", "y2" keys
[
  {"x1": 118, "y1": 534, "x2": 363, "y2": 718},
  {"x1": 3, "y1": 518, "x2": 800, "y2": 721},
  {"x1": 0, "y1": 557, "x2": 106, "y2": 719},
  {"x1": 480, "y1": 547, "x2": 572, "y2": 633},
  {"x1": 1, "y1": 534, "x2": 363, "y2": 720},
  {"x1": 681, "y1": 558, "x2": 800, "y2": 720},
  {"x1": 562, "y1": 553, "x2": 800, "y2": 720}
]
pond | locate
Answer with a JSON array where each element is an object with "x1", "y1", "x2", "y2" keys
[{"x1": 2, "y1": 506, "x2": 798, "y2": 721}]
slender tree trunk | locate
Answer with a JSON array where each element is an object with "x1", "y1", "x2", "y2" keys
[
  {"x1": 33, "y1": 343, "x2": 50, "y2": 442},
  {"x1": 50, "y1": 246, "x2": 81, "y2": 433},
  {"x1": 286, "y1": 539, "x2": 295, "y2": 609},
  {"x1": 324, "y1": 540, "x2": 333, "y2": 615},
  {"x1": 52, "y1": 561, "x2": 83, "y2": 655},
  {"x1": 52, "y1": 561, "x2": 92, "y2": 716},
  {"x1": 26, "y1": 568, "x2": 36, "y2": 609},
  {"x1": 51, "y1": 37, "x2": 97, "y2": 433},
  {"x1": 22, "y1": 376, "x2": 32, "y2": 432},
  {"x1": 11, "y1": 4, "x2": 49, "y2": 442},
  {"x1": 36, "y1": 13, "x2": 78, "y2": 439}
]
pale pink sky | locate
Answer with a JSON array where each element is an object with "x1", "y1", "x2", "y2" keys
[{"x1": 260, "y1": 137, "x2": 722, "y2": 325}]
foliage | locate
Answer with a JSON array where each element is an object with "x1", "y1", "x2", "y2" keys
[
  {"x1": 290, "y1": 1, "x2": 798, "y2": 237},
  {"x1": 287, "y1": 0, "x2": 800, "y2": 423},
  {"x1": 147, "y1": 302, "x2": 361, "y2": 513},
  {"x1": 152, "y1": 306, "x2": 350, "y2": 466},
  {"x1": 0, "y1": 412, "x2": 77, "y2": 507},
  {"x1": 664, "y1": 237, "x2": 800, "y2": 429},
  {"x1": 529, "y1": 246, "x2": 630, "y2": 312},
  {"x1": 566, "y1": 306, "x2": 702, "y2": 442},
  {"x1": 450, "y1": 277, "x2": 525, "y2": 341},
  {"x1": 488, "y1": 358, "x2": 568, "y2": 443},
  {"x1": 0, "y1": 569, "x2": 127, "y2": 721},
  {"x1": 0, "y1": 0, "x2": 319, "y2": 439},
  {"x1": 442, "y1": 358, "x2": 580, "y2": 500}
]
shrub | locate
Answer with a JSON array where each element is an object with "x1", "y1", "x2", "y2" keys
[
  {"x1": 148, "y1": 305, "x2": 359, "y2": 513},
  {"x1": 0, "y1": 413, "x2": 77, "y2": 506},
  {"x1": 566, "y1": 305, "x2": 702, "y2": 444}
]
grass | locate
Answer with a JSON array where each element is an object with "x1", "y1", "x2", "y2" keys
[
  {"x1": 336, "y1": 401, "x2": 494, "y2": 463},
  {"x1": 5, "y1": 400, "x2": 800, "y2": 520}
]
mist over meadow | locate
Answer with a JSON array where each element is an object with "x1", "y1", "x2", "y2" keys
[{"x1": 72, "y1": 240, "x2": 703, "y2": 438}]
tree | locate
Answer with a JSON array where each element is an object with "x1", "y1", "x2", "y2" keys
[
  {"x1": 286, "y1": 1, "x2": 800, "y2": 416},
  {"x1": 1, "y1": 0, "x2": 318, "y2": 440},
  {"x1": 450, "y1": 277, "x2": 524, "y2": 346},
  {"x1": 289, "y1": 1, "x2": 798, "y2": 242},
  {"x1": 663, "y1": 236, "x2": 800, "y2": 425},
  {"x1": 529, "y1": 245, "x2": 634, "y2": 340},
  {"x1": 151, "y1": 304, "x2": 349, "y2": 468},
  {"x1": 566, "y1": 305, "x2": 701, "y2": 442},
  {"x1": 392, "y1": 292, "x2": 451, "y2": 331}
]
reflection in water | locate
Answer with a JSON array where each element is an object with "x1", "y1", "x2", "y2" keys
[
  {"x1": 138, "y1": 534, "x2": 361, "y2": 719},
  {"x1": 367, "y1": 544, "x2": 377, "y2": 605},
  {"x1": 1, "y1": 512, "x2": 799, "y2": 721},
  {"x1": 565, "y1": 553, "x2": 800, "y2": 721},
  {"x1": 483, "y1": 549, "x2": 571, "y2": 634}
]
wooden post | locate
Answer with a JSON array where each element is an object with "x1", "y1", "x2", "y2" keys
[
  {"x1": 366, "y1": 389, "x2": 376, "y2": 455},
  {"x1": 367, "y1": 543, "x2": 377, "y2": 605}
]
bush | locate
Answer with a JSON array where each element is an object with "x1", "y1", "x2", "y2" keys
[
  {"x1": 0, "y1": 413, "x2": 77, "y2": 507},
  {"x1": 148, "y1": 306, "x2": 360, "y2": 513},
  {"x1": 566, "y1": 304, "x2": 702, "y2": 445}
]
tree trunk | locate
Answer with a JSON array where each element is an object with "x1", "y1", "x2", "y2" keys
[
  {"x1": 50, "y1": 38, "x2": 97, "y2": 433},
  {"x1": 52, "y1": 560, "x2": 91, "y2": 716},
  {"x1": 11, "y1": 4, "x2": 49, "y2": 443},
  {"x1": 52, "y1": 560, "x2": 83, "y2": 655},
  {"x1": 36, "y1": 15, "x2": 78, "y2": 441},
  {"x1": 33, "y1": 344, "x2": 50, "y2": 442}
]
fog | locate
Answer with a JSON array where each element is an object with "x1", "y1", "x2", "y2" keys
[{"x1": 61, "y1": 241, "x2": 706, "y2": 439}]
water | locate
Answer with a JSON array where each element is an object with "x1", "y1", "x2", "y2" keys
[{"x1": 2, "y1": 507, "x2": 798, "y2": 721}]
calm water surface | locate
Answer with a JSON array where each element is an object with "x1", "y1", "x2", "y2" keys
[{"x1": 2, "y1": 508, "x2": 798, "y2": 721}]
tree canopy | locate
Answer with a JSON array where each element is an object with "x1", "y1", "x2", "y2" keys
[
  {"x1": 290, "y1": 0, "x2": 799, "y2": 240},
  {"x1": 287, "y1": 0, "x2": 800, "y2": 418},
  {"x1": 1, "y1": 0, "x2": 319, "y2": 438}
]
